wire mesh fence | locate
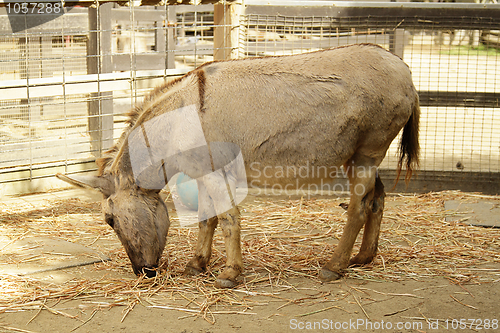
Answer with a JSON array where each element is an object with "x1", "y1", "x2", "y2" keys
[
  {"x1": 0, "y1": 1, "x2": 499, "y2": 195},
  {"x1": 0, "y1": 2, "x2": 224, "y2": 195}
]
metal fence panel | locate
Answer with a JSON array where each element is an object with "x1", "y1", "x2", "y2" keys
[{"x1": 0, "y1": 3, "x2": 221, "y2": 195}]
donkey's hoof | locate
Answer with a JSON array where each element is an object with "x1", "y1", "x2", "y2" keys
[
  {"x1": 183, "y1": 266, "x2": 204, "y2": 276},
  {"x1": 319, "y1": 268, "x2": 342, "y2": 282},
  {"x1": 215, "y1": 278, "x2": 237, "y2": 289},
  {"x1": 349, "y1": 254, "x2": 375, "y2": 267}
]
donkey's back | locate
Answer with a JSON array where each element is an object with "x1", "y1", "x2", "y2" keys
[{"x1": 197, "y1": 44, "x2": 418, "y2": 185}]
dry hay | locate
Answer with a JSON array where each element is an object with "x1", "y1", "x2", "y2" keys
[{"x1": 0, "y1": 190, "x2": 499, "y2": 327}]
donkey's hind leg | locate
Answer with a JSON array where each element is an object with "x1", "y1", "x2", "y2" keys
[
  {"x1": 319, "y1": 158, "x2": 377, "y2": 281},
  {"x1": 349, "y1": 174, "x2": 385, "y2": 266}
]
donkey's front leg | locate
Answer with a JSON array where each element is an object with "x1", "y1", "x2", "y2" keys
[
  {"x1": 185, "y1": 179, "x2": 219, "y2": 276},
  {"x1": 215, "y1": 206, "x2": 243, "y2": 288},
  {"x1": 184, "y1": 216, "x2": 218, "y2": 276}
]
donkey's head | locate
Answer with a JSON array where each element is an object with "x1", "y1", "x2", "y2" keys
[{"x1": 56, "y1": 173, "x2": 170, "y2": 277}]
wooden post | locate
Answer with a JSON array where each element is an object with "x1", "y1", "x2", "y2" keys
[
  {"x1": 166, "y1": 6, "x2": 176, "y2": 69},
  {"x1": 87, "y1": 2, "x2": 114, "y2": 157},
  {"x1": 390, "y1": 28, "x2": 405, "y2": 59},
  {"x1": 213, "y1": 2, "x2": 241, "y2": 60},
  {"x1": 154, "y1": 20, "x2": 166, "y2": 54}
]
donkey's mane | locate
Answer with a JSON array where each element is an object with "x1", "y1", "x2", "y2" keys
[
  {"x1": 96, "y1": 75, "x2": 187, "y2": 176},
  {"x1": 95, "y1": 56, "x2": 222, "y2": 176}
]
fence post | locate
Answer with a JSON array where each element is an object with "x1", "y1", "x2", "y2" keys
[
  {"x1": 166, "y1": 6, "x2": 176, "y2": 69},
  {"x1": 154, "y1": 10, "x2": 166, "y2": 54},
  {"x1": 389, "y1": 28, "x2": 405, "y2": 58},
  {"x1": 213, "y1": 2, "x2": 241, "y2": 60},
  {"x1": 87, "y1": 2, "x2": 114, "y2": 158}
]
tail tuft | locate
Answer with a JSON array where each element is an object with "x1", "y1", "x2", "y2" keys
[{"x1": 395, "y1": 95, "x2": 420, "y2": 185}]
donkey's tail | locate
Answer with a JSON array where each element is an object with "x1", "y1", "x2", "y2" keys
[{"x1": 395, "y1": 94, "x2": 420, "y2": 185}]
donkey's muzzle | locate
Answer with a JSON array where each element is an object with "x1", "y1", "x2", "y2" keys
[
  {"x1": 134, "y1": 266, "x2": 158, "y2": 278},
  {"x1": 143, "y1": 267, "x2": 157, "y2": 278}
]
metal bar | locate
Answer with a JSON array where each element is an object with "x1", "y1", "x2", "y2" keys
[
  {"x1": 419, "y1": 91, "x2": 500, "y2": 108},
  {"x1": 0, "y1": 159, "x2": 96, "y2": 177},
  {"x1": 380, "y1": 170, "x2": 500, "y2": 195},
  {"x1": 244, "y1": 2, "x2": 500, "y2": 29},
  {"x1": 244, "y1": 1, "x2": 500, "y2": 10},
  {"x1": 0, "y1": 68, "x2": 190, "y2": 91}
]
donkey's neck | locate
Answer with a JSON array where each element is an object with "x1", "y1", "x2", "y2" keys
[{"x1": 98, "y1": 71, "x2": 201, "y2": 189}]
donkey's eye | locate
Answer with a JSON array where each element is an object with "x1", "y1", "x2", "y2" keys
[{"x1": 105, "y1": 213, "x2": 115, "y2": 228}]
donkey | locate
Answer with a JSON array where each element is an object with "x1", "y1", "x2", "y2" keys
[{"x1": 57, "y1": 44, "x2": 419, "y2": 288}]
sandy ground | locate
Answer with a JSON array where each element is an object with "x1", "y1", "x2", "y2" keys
[
  {"x1": 3, "y1": 274, "x2": 500, "y2": 333},
  {"x1": 0, "y1": 189, "x2": 499, "y2": 333}
]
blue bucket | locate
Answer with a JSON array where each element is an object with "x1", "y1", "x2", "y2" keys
[{"x1": 176, "y1": 173, "x2": 198, "y2": 210}]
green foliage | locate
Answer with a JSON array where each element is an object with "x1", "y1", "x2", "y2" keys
[{"x1": 442, "y1": 44, "x2": 500, "y2": 56}]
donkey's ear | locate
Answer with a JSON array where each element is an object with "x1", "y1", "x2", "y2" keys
[{"x1": 56, "y1": 173, "x2": 114, "y2": 197}]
